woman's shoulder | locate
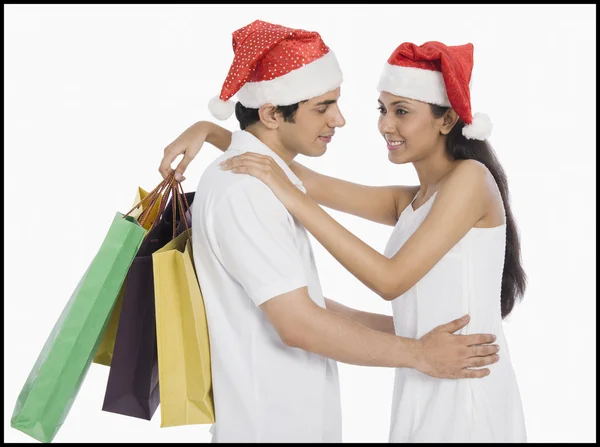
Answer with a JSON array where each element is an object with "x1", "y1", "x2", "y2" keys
[
  {"x1": 451, "y1": 158, "x2": 491, "y2": 179},
  {"x1": 443, "y1": 159, "x2": 505, "y2": 225},
  {"x1": 445, "y1": 160, "x2": 498, "y2": 194}
]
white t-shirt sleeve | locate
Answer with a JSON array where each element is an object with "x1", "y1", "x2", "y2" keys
[{"x1": 213, "y1": 179, "x2": 308, "y2": 306}]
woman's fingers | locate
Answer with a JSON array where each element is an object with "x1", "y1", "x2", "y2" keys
[{"x1": 221, "y1": 158, "x2": 271, "y2": 178}]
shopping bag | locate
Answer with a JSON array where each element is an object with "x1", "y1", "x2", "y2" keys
[
  {"x1": 153, "y1": 226, "x2": 215, "y2": 427},
  {"x1": 129, "y1": 186, "x2": 164, "y2": 228},
  {"x1": 10, "y1": 213, "x2": 147, "y2": 443},
  {"x1": 10, "y1": 176, "x2": 172, "y2": 443},
  {"x1": 93, "y1": 187, "x2": 163, "y2": 367},
  {"x1": 102, "y1": 185, "x2": 195, "y2": 421}
]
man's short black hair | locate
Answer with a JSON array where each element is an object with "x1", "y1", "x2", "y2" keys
[{"x1": 234, "y1": 101, "x2": 306, "y2": 130}]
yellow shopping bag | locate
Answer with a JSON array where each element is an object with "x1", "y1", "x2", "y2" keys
[
  {"x1": 153, "y1": 228, "x2": 215, "y2": 427},
  {"x1": 129, "y1": 186, "x2": 164, "y2": 228},
  {"x1": 93, "y1": 186, "x2": 163, "y2": 366}
]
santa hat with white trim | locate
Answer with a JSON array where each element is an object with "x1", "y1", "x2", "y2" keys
[
  {"x1": 208, "y1": 20, "x2": 343, "y2": 120},
  {"x1": 377, "y1": 41, "x2": 492, "y2": 140}
]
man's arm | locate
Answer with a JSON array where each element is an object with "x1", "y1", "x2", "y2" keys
[
  {"x1": 159, "y1": 121, "x2": 232, "y2": 180},
  {"x1": 263, "y1": 288, "x2": 499, "y2": 378},
  {"x1": 212, "y1": 180, "x2": 498, "y2": 379},
  {"x1": 324, "y1": 298, "x2": 395, "y2": 334}
]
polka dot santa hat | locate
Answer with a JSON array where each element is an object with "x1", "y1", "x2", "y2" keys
[
  {"x1": 208, "y1": 20, "x2": 343, "y2": 120},
  {"x1": 377, "y1": 41, "x2": 492, "y2": 140}
]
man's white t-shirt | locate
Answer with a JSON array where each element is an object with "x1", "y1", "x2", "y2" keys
[{"x1": 191, "y1": 130, "x2": 342, "y2": 442}]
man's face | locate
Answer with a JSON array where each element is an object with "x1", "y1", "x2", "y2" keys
[{"x1": 278, "y1": 87, "x2": 346, "y2": 157}]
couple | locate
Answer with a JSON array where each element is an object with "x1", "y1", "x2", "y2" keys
[{"x1": 159, "y1": 20, "x2": 527, "y2": 443}]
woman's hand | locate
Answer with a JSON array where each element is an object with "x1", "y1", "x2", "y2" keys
[
  {"x1": 220, "y1": 153, "x2": 303, "y2": 209},
  {"x1": 159, "y1": 121, "x2": 209, "y2": 181}
]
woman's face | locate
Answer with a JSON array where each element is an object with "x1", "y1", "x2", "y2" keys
[{"x1": 377, "y1": 91, "x2": 447, "y2": 165}]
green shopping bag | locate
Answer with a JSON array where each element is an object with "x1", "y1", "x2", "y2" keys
[
  {"x1": 93, "y1": 186, "x2": 164, "y2": 367},
  {"x1": 10, "y1": 177, "x2": 173, "y2": 443}
]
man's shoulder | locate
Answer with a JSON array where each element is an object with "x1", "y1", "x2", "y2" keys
[
  {"x1": 201, "y1": 167, "x2": 286, "y2": 218},
  {"x1": 224, "y1": 177, "x2": 285, "y2": 210}
]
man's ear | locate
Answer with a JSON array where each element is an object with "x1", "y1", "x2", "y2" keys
[
  {"x1": 258, "y1": 103, "x2": 280, "y2": 129},
  {"x1": 440, "y1": 108, "x2": 460, "y2": 136}
]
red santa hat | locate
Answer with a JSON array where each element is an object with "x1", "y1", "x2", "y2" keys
[
  {"x1": 208, "y1": 20, "x2": 343, "y2": 120},
  {"x1": 377, "y1": 41, "x2": 492, "y2": 140}
]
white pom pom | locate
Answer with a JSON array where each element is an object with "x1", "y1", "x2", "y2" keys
[
  {"x1": 462, "y1": 112, "x2": 493, "y2": 140},
  {"x1": 208, "y1": 95, "x2": 235, "y2": 120}
]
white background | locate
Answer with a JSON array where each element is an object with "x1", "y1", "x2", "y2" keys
[{"x1": 4, "y1": 4, "x2": 596, "y2": 443}]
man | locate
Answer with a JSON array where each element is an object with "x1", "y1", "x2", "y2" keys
[{"x1": 160, "y1": 20, "x2": 498, "y2": 442}]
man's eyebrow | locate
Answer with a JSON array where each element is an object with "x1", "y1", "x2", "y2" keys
[{"x1": 315, "y1": 99, "x2": 338, "y2": 106}]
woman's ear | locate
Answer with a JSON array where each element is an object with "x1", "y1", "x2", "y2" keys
[
  {"x1": 440, "y1": 108, "x2": 460, "y2": 135},
  {"x1": 258, "y1": 104, "x2": 280, "y2": 129}
]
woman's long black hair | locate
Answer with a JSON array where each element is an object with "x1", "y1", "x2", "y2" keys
[{"x1": 431, "y1": 105, "x2": 527, "y2": 318}]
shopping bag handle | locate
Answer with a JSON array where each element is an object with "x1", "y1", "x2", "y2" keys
[
  {"x1": 174, "y1": 180, "x2": 191, "y2": 237},
  {"x1": 173, "y1": 180, "x2": 193, "y2": 256},
  {"x1": 122, "y1": 172, "x2": 175, "y2": 226},
  {"x1": 138, "y1": 173, "x2": 192, "y2": 238},
  {"x1": 158, "y1": 176, "x2": 192, "y2": 239}
]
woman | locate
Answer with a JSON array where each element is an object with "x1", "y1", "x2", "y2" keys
[{"x1": 161, "y1": 41, "x2": 527, "y2": 442}]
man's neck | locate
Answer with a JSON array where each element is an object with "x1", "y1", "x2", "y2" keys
[{"x1": 246, "y1": 127, "x2": 297, "y2": 165}]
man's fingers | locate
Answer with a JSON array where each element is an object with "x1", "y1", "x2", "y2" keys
[
  {"x1": 158, "y1": 156, "x2": 173, "y2": 179},
  {"x1": 465, "y1": 354, "x2": 499, "y2": 368},
  {"x1": 469, "y1": 344, "x2": 499, "y2": 358},
  {"x1": 173, "y1": 172, "x2": 186, "y2": 182},
  {"x1": 159, "y1": 146, "x2": 182, "y2": 179},
  {"x1": 434, "y1": 314, "x2": 470, "y2": 334},
  {"x1": 461, "y1": 333, "x2": 497, "y2": 346},
  {"x1": 460, "y1": 368, "x2": 491, "y2": 379},
  {"x1": 158, "y1": 167, "x2": 172, "y2": 180},
  {"x1": 175, "y1": 153, "x2": 196, "y2": 180}
]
